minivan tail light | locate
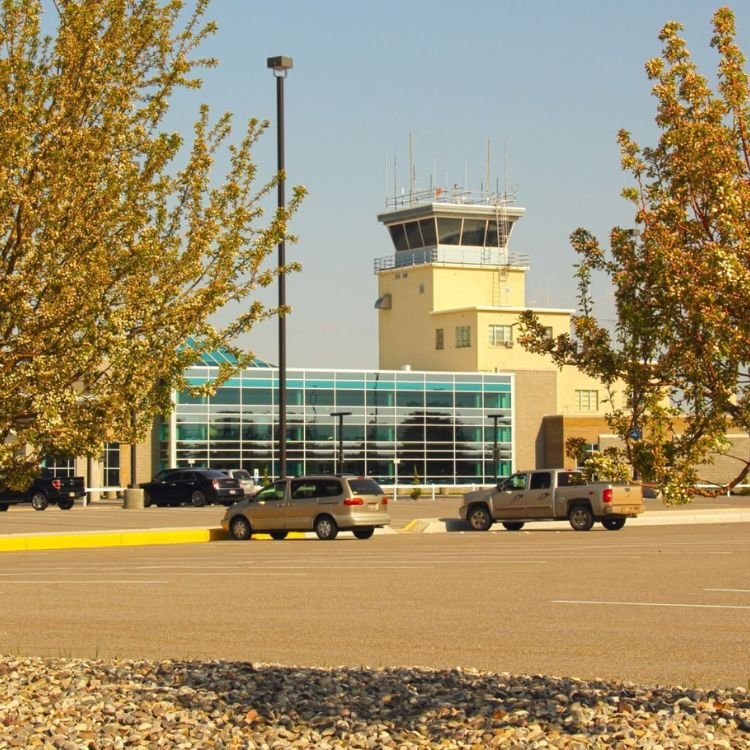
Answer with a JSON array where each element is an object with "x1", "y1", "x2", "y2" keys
[
  {"x1": 603, "y1": 488, "x2": 613, "y2": 504},
  {"x1": 52, "y1": 479, "x2": 61, "y2": 490},
  {"x1": 382, "y1": 496, "x2": 388, "y2": 505},
  {"x1": 344, "y1": 497, "x2": 364, "y2": 506}
]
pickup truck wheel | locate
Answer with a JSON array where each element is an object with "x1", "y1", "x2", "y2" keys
[
  {"x1": 502, "y1": 521, "x2": 525, "y2": 531},
  {"x1": 467, "y1": 504, "x2": 492, "y2": 531},
  {"x1": 58, "y1": 499, "x2": 74, "y2": 510},
  {"x1": 602, "y1": 517, "x2": 626, "y2": 531},
  {"x1": 568, "y1": 504, "x2": 594, "y2": 531},
  {"x1": 190, "y1": 490, "x2": 206, "y2": 507},
  {"x1": 0, "y1": 504, "x2": 8, "y2": 511},
  {"x1": 31, "y1": 492, "x2": 49, "y2": 511},
  {"x1": 143, "y1": 492, "x2": 152, "y2": 508}
]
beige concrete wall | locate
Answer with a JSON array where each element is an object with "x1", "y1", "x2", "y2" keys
[
  {"x1": 432, "y1": 266, "x2": 527, "y2": 309},
  {"x1": 513, "y1": 371, "x2": 558, "y2": 470},
  {"x1": 378, "y1": 265, "x2": 436, "y2": 370}
]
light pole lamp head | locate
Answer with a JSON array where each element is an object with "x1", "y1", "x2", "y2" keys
[{"x1": 267, "y1": 55, "x2": 294, "y2": 77}]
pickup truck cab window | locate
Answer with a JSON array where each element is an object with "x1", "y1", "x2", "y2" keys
[
  {"x1": 503, "y1": 473, "x2": 527, "y2": 491},
  {"x1": 530, "y1": 472, "x2": 551, "y2": 490}
]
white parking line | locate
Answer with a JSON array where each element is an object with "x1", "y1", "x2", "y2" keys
[
  {"x1": 0, "y1": 580, "x2": 167, "y2": 584},
  {"x1": 553, "y1": 599, "x2": 750, "y2": 610},
  {"x1": 705, "y1": 588, "x2": 750, "y2": 593}
]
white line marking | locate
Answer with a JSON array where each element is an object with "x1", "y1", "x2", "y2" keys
[
  {"x1": 706, "y1": 588, "x2": 750, "y2": 593},
  {"x1": 553, "y1": 599, "x2": 750, "y2": 610},
  {"x1": 1, "y1": 580, "x2": 167, "y2": 584}
]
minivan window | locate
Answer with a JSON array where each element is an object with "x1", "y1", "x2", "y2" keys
[
  {"x1": 348, "y1": 479, "x2": 383, "y2": 495},
  {"x1": 317, "y1": 480, "x2": 342, "y2": 498}
]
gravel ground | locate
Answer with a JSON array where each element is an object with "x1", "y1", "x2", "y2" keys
[{"x1": 1, "y1": 657, "x2": 749, "y2": 749}]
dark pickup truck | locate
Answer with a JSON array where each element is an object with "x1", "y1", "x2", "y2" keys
[{"x1": 0, "y1": 475, "x2": 87, "y2": 511}]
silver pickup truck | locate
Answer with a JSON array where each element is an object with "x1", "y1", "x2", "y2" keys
[{"x1": 459, "y1": 468, "x2": 644, "y2": 531}]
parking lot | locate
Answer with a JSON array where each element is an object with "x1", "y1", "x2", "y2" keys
[{"x1": 1, "y1": 522, "x2": 748, "y2": 690}]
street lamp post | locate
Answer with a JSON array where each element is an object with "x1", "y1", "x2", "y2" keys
[
  {"x1": 487, "y1": 413, "x2": 510, "y2": 483},
  {"x1": 267, "y1": 55, "x2": 293, "y2": 480},
  {"x1": 330, "y1": 411, "x2": 352, "y2": 474}
]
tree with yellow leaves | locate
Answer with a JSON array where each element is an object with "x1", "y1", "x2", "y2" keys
[
  {"x1": 520, "y1": 7, "x2": 750, "y2": 502},
  {"x1": 0, "y1": 0, "x2": 304, "y2": 487}
]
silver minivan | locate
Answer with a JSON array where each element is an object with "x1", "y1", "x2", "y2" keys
[{"x1": 221, "y1": 475, "x2": 390, "y2": 540}]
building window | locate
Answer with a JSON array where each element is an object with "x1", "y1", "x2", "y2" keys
[
  {"x1": 41, "y1": 456, "x2": 75, "y2": 477},
  {"x1": 489, "y1": 324, "x2": 513, "y2": 347},
  {"x1": 575, "y1": 389, "x2": 599, "y2": 412},
  {"x1": 543, "y1": 326, "x2": 554, "y2": 339},
  {"x1": 419, "y1": 283, "x2": 425, "y2": 294},
  {"x1": 456, "y1": 325, "x2": 471, "y2": 348},
  {"x1": 576, "y1": 443, "x2": 599, "y2": 469},
  {"x1": 435, "y1": 328, "x2": 444, "y2": 350},
  {"x1": 103, "y1": 443, "x2": 120, "y2": 487}
]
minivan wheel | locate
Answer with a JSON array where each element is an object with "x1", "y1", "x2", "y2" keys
[
  {"x1": 569, "y1": 504, "x2": 595, "y2": 531},
  {"x1": 353, "y1": 527, "x2": 374, "y2": 540},
  {"x1": 270, "y1": 531, "x2": 288, "y2": 540},
  {"x1": 502, "y1": 521, "x2": 525, "y2": 531},
  {"x1": 191, "y1": 490, "x2": 207, "y2": 508},
  {"x1": 230, "y1": 516, "x2": 252, "y2": 541},
  {"x1": 31, "y1": 492, "x2": 49, "y2": 511},
  {"x1": 314, "y1": 515, "x2": 338, "y2": 540},
  {"x1": 0, "y1": 503, "x2": 8, "y2": 511},
  {"x1": 467, "y1": 504, "x2": 492, "y2": 531}
]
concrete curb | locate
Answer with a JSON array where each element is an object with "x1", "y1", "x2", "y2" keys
[{"x1": 419, "y1": 508, "x2": 750, "y2": 534}]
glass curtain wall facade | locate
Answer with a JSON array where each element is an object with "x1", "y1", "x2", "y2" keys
[{"x1": 165, "y1": 366, "x2": 513, "y2": 484}]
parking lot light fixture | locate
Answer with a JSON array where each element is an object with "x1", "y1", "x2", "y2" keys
[{"x1": 267, "y1": 55, "x2": 293, "y2": 479}]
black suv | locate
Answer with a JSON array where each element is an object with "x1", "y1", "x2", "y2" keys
[{"x1": 140, "y1": 468, "x2": 244, "y2": 507}]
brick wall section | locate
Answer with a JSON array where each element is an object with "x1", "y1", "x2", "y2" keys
[{"x1": 514, "y1": 371, "x2": 557, "y2": 470}]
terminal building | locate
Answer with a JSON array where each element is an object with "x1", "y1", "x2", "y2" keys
[{"x1": 70, "y1": 186, "x2": 628, "y2": 490}]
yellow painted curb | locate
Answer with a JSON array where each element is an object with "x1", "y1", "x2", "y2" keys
[
  {"x1": 0, "y1": 527, "x2": 312, "y2": 552},
  {"x1": 0, "y1": 527, "x2": 230, "y2": 553}
]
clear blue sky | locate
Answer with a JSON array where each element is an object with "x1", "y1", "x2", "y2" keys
[{"x1": 179, "y1": 1, "x2": 750, "y2": 369}]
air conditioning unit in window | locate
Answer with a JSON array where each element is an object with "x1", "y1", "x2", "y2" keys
[{"x1": 503, "y1": 341, "x2": 513, "y2": 348}]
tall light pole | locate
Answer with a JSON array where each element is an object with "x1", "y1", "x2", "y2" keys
[
  {"x1": 267, "y1": 55, "x2": 293, "y2": 479},
  {"x1": 487, "y1": 413, "x2": 510, "y2": 483},
  {"x1": 330, "y1": 411, "x2": 352, "y2": 474}
]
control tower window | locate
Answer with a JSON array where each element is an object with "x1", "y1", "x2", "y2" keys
[
  {"x1": 405, "y1": 221, "x2": 423, "y2": 250},
  {"x1": 462, "y1": 218, "x2": 486, "y2": 246},
  {"x1": 437, "y1": 217, "x2": 462, "y2": 245},
  {"x1": 419, "y1": 218, "x2": 437, "y2": 246},
  {"x1": 486, "y1": 220, "x2": 510, "y2": 249},
  {"x1": 388, "y1": 224, "x2": 409, "y2": 252}
]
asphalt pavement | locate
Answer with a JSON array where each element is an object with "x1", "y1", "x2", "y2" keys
[{"x1": 1, "y1": 493, "x2": 750, "y2": 552}]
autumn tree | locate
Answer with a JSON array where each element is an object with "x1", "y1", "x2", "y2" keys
[
  {"x1": 519, "y1": 7, "x2": 750, "y2": 503},
  {"x1": 0, "y1": 0, "x2": 304, "y2": 487}
]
